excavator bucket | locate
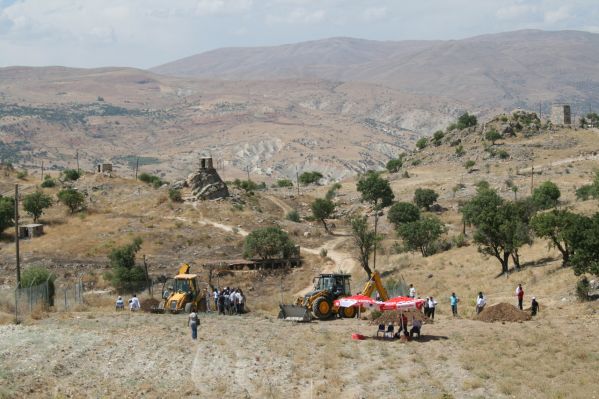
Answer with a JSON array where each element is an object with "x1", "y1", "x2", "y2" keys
[{"x1": 278, "y1": 304, "x2": 312, "y2": 322}]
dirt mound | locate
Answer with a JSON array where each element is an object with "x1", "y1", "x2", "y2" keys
[
  {"x1": 370, "y1": 310, "x2": 430, "y2": 325},
  {"x1": 141, "y1": 298, "x2": 161, "y2": 312},
  {"x1": 475, "y1": 303, "x2": 531, "y2": 322}
]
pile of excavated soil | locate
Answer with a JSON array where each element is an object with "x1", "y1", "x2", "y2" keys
[
  {"x1": 141, "y1": 298, "x2": 161, "y2": 312},
  {"x1": 370, "y1": 310, "x2": 431, "y2": 325},
  {"x1": 475, "y1": 303, "x2": 531, "y2": 323}
]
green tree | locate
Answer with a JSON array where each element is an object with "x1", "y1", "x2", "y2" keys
[
  {"x1": 350, "y1": 215, "x2": 379, "y2": 278},
  {"x1": 286, "y1": 209, "x2": 300, "y2": 222},
  {"x1": 21, "y1": 265, "x2": 55, "y2": 304},
  {"x1": 571, "y1": 213, "x2": 599, "y2": 277},
  {"x1": 325, "y1": 183, "x2": 342, "y2": 201},
  {"x1": 485, "y1": 129, "x2": 502, "y2": 145},
  {"x1": 413, "y1": 188, "x2": 439, "y2": 210},
  {"x1": 387, "y1": 202, "x2": 420, "y2": 229},
  {"x1": 397, "y1": 216, "x2": 446, "y2": 257},
  {"x1": 23, "y1": 191, "x2": 53, "y2": 223},
  {"x1": 532, "y1": 210, "x2": 587, "y2": 267},
  {"x1": 61, "y1": 169, "x2": 81, "y2": 181},
  {"x1": 356, "y1": 172, "x2": 395, "y2": 209},
  {"x1": 277, "y1": 179, "x2": 293, "y2": 188},
  {"x1": 311, "y1": 198, "x2": 335, "y2": 234},
  {"x1": 461, "y1": 188, "x2": 531, "y2": 274},
  {"x1": 107, "y1": 238, "x2": 146, "y2": 291},
  {"x1": 0, "y1": 195, "x2": 15, "y2": 234},
  {"x1": 243, "y1": 227, "x2": 296, "y2": 260},
  {"x1": 416, "y1": 137, "x2": 428, "y2": 150},
  {"x1": 386, "y1": 158, "x2": 403, "y2": 173},
  {"x1": 299, "y1": 171, "x2": 323, "y2": 185},
  {"x1": 456, "y1": 112, "x2": 477, "y2": 129},
  {"x1": 40, "y1": 176, "x2": 56, "y2": 188},
  {"x1": 532, "y1": 181, "x2": 561, "y2": 210},
  {"x1": 57, "y1": 188, "x2": 85, "y2": 213}
]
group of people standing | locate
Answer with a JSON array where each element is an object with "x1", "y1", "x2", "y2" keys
[
  {"x1": 409, "y1": 283, "x2": 540, "y2": 318},
  {"x1": 213, "y1": 287, "x2": 245, "y2": 315}
]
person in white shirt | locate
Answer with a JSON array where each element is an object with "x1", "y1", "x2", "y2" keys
[
  {"x1": 129, "y1": 294, "x2": 140, "y2": 311},
  {"x1": 475, "y1": 292, "x2": 486, "y2": 314},
  {"x1": 115, "y1": 296, "x2": 124, "y2": 311},
  {"x1": 427, "y1": 296, "x2": 437, "y2": 320},
  {"x1": 188, "y1": 308, "x2": 199, "y2": 340},
  {"x1": 409, "y1": 284, "x2": 416, "y2": 298}
]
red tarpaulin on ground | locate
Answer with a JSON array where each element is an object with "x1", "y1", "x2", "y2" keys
[
  {"x1": 334, "y1": 294, "x2": 381, "y2": 309},
  {"x1": 380, "y1": 296, "x2": 425, "y2": 311}
]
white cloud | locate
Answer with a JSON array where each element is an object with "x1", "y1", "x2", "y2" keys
[
  {"x1": 195, "y1": 0, "x2": 253, "y2": 16},
  {"x1": 496, "y1": 4, "x2": 538, "y2": 20},
  {"x1": 266, "y1": 8, "x2": 326, "y2": 24},
  {"x1": 544, "y1": 6, "x2": 570, "y2": 24},
  {"x1": 363, "y1": 7, "x2": 387, "y2": 22}
]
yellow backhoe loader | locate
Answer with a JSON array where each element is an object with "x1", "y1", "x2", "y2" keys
[
  {"x1": 279, "y1": 271, "x2": 389, "y2": 321},
  {"x1": 152, "y1": 263, "x2": 208, "y2": 313}
]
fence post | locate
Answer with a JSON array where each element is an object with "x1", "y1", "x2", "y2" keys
[
  {"x1": 29, "y1": 283, "x2": 32, "y2": 313},
  {"x1": 64, "y1": 288, "x2": 68, "y2": 310},
  {"x1": 14, "y1": 288, "x2": 18, "y2": 324}
]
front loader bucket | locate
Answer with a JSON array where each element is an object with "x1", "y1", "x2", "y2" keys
[{"x1": 278, "y1": 304, "x2": 312, "y2": 322}]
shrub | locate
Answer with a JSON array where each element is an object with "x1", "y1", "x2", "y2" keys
[
  {"x1": 16, "y1": 170, "x2": 28, "y2": 180},
  {"x1": 576, "y1": 185, "x2": 596, "y2": 201},
  {"x1": 61, "y1": 169, "x2": 81, "y2": 181},
  {"x1": 497, "y1": 150, "x2": 510, "y2": 159},
  {"x1": 411, "y1": 159, "x2": 421, "y2": 166},
  {"x1": 456, "y1": 112, "x2": 477, "y2": 129},
  {"x1": 299, "y1": 171, "x2": 323, "y2": 185},
  {"x1": 402, "y1": 170, "x2": 410, "y2": 178},
  {"x1": 286, "y1": 210, "x2": 300, "y2": 222},
  {"x1": 319, "y1": 248, "x2": 328, "y2": 257},
  {"x1": 21, "y1": 265, "x2": 55, "y2": 305},
  {"x1": 432, "y1": 130, "x2": 444, "y2": 146},
  {"x1": 139, "y1": 172, "x2": 165, "y2": 189},
  {"x1": 40, "y1": 176, "x2": 56, "y2": 188},
  {"x1": 386, "y1": 158, "x2": 403, "y2": 173},
  {"x1": 277, "y1": 179, "x2": 293, "y2": 188},
  {"x1": 455, "y1": 145, "x2": 465, "y2": 157},
  {"x1": 576, "y1": 277, "x2": 590, "y2": 301},
  {"x1": 452, "y1": 233, "x2": 468, "y2": 248},
  {"x1": 415, "y1": 138, "x2": 428, "y2": 150},
  {"x1": 325, "y1": 182, "x2": 342, "y2": 200},
  {"x1": 168, "y1": 188, "x2": 183, "y2": 202},
  {"x1": 57, "y1": 188, "x2": 85, "y2": 213},
  {"x1": 464, "y1": 160, "x2": 476, "y2": 171}
]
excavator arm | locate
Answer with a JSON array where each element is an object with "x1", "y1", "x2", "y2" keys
[{"x1": 360, "y1": 271, "x2": 389, "y2": 301}]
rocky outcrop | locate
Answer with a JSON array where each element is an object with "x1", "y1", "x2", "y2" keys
[{"x1": 186, "y1": 165, "x2": 229, "y2": 200}]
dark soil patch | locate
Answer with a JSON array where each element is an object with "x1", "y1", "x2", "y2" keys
[{"x1": 475, "y1": 302, "x2": 531, "y2": 322}]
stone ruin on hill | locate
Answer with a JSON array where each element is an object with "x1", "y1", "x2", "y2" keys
[{"x1": 185, "y1": 157, "x2": 230, "y2": 200}]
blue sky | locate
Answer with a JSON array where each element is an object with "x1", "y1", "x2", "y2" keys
[{"x1": 0, "y1": 0, "x2": 598, "y2": 68}]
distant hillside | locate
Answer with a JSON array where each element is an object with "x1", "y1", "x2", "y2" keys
[{"x1": 152, "y1": 30, "x2": 599, "y2": 110}]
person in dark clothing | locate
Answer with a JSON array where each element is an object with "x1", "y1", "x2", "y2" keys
[
  {"x1": 531, "y1": 297, "x2": 539, "y2": 316},
  {"x1": 218, "y1": 291, "x2": 225, "y2": 315}
]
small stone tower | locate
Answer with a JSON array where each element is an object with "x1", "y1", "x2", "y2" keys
[
  {"x1": 551, "y1": 104, "x2": 571, "y2": 125},
  {"x1": 186, "y1": 157, "x2": 229, "y2": 200}
]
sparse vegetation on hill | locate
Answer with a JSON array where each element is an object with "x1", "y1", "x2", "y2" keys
[
  {"x1": 105, "y1": 237, "x2": 146, "y2": 292},
  {"x1": 57, "y1": 188, "x2": 85, "y2": 213},
  {"x1": 276, "y1": 179, "x2": 293, "y2": 188},
  {"x1": 139, "y1": 172, "x2": 165, "y2": 188},
  {"x1": 40, "y1": 175, "x2": 56, "y2": 188},
  {"x1": 311, "y1": 198, "x2": 335, "y2": 234},
  {"x1": 299, "y1": 171, "x2": 323, "y2": 186},
  {"x1": 0, "y1": 195, "x2": 15, "y2": 234},
  {"x1": 413, "y1": 188, "x2": 438, "y2": 210},
  {"x1": 61, "y1": 169, "x2": 81, "y2": 181}
]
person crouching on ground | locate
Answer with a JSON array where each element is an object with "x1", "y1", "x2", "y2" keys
[
  {"x1": 531, "y1": 297, "x2": 540, "y2": 316},
  {"x1": 188, "y1": 307, "x2": 200, "y2": 340},
  {"x1": 410, "y1": 317, "x2": 422, "y2": 338},
  {"x1": 115, "y1": 296, "x2": 124, "y2": 311},
  {"x1": 475, "y1": 292, "x2": 486, "y2": 314}
]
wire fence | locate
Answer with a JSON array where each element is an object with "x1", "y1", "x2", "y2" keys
[{"x1": 0, "y1": 278, "x2": 85, "y2": 323}]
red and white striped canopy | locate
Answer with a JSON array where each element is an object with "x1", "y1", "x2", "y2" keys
[
  {"x1": 380, "y1": 296, "x2": 425, "y2": 311},
  {"x1": 334, "y1": 294, "x2": 380, "y2": 309}
]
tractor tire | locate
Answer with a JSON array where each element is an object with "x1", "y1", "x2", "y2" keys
[
  {"x1": 312, "y1": 297, "x2": 333, "y2": 320},
  {"x1": 184, "y1": 302, "x2": 193, "y2": 314},
  {"x1": 339, "y1": 306, "x2": 357, "y2": 319}
]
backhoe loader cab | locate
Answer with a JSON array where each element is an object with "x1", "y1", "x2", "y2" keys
[
  {"x1": 312, "y1": 273, "x2": 352, "y2": 298},
  {"x1": 153, "y1": 263, "x2": 207, "y2": 313}
]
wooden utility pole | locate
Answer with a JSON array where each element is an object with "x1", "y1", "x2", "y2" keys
[
  {"x1": 296, "y1": 167, "x2": 300, "y2": 196},
  {"x1": 530, "y1": 164, "x2": 534, "y2": 195},
  {"x1": 539, "y1": 103, "x2": 542, "y2": 120},
  {"x1": 135, "y1": 157, "x2": 139, "y2": 180},
  {"x1": 40, "y1": 161, "x2": 44, "y2": 181},
  {"x1": 15, "y1": 184, "x2": 21, "y2": 287},
  {"x1": 76, "y1": 150, "x2": 80, "y2": 174},
  {"x1": 246, "y1": 165, "x2": 250, "y2": 181}
]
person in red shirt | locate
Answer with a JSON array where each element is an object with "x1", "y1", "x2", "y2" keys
[{"x1": 516, "y1": 284, "x2": 524, "y2": 310}]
